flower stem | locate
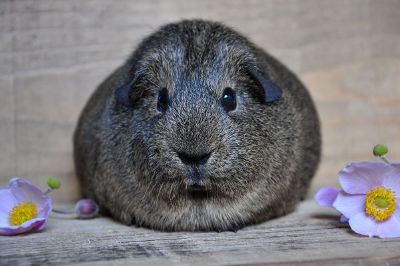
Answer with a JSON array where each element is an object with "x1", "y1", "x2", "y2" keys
[
  {"x1": 52, "y1": 208, "x2": 75, "y2": 215},
  {"x1": 44, "y1": 188, "x2": 52, "y2": 195},
  {"x1": 379, "y1": 155, "x2": 391, "y2": 164}
]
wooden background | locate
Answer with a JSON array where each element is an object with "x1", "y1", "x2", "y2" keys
[{"x1": 1, "y1": 0, "x2": 400, "y2": 203}]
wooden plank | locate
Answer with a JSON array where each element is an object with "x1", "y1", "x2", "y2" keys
[
  {"x1": 1, "y1": 200, "x2": 399, "y2": 265},
  {"x1": 0, "y1": 1, "x2": 15, "y2": 181},
  {"x1": 0, "y1": 76, "x2": 15, "y2": 181}
]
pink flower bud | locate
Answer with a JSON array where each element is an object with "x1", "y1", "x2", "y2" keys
[{"x1": 75, "y1": 199, "x2": 99, "y2": 219}]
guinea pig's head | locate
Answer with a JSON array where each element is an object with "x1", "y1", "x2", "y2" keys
[{"x1": 106, "y1": 20, "x2": 288, "y2": 227}]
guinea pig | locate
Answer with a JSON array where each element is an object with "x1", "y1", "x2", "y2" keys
[{"x1": 73, "y1": 19, "x2": 321, "y2": 232}]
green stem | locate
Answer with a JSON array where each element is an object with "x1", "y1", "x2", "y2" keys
[
  {"x1": 52, "y1": 209, "x2": 75, "y2": 215},
  {"x1": 380, "y1": 155, "x2": 391, "y2": 164}
]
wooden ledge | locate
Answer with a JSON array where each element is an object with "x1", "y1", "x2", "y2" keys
[{"x1": 2, "y1": 200, "x2": 399, "y2": 265}]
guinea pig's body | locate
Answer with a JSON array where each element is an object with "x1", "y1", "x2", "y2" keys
[{"x1": 74, "y1": 20, "x2": 321, "y2": 231}]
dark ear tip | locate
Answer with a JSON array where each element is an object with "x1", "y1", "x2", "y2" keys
[
  {"x1": 247, "y1": 65, "x2": 283, "y2": 104},
  {"x1": 264, "y1": 79, "x2": 283, "y2": 103}
]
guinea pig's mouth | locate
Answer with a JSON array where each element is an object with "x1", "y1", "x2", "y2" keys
[{"x1": 186, "y1": 184, "x2": 212, "y2": 199}]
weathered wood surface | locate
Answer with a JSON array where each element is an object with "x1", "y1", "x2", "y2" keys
[
  {"x1": 1, "y1": 0, "x2": 400, "y2": 202},
  {"x1": 1, "y1": 200, "x2": 399, "y2": 266}
]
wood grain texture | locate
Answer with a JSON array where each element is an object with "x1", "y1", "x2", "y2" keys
[
  {"x1": 0, "y1": 0, "x2": 400, "y2": 202},
  {"x1": 1, "y1": 200, "x2": 400, "y2": 266}
]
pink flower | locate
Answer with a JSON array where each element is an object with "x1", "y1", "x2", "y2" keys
[
  {"x1": 0, "y1": 178, "x2": 52, "y2": 236},
  {"x1": 315, "y1": 161, "x2": 400, "y2": 238}
]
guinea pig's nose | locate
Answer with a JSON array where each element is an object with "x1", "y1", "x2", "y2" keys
[{"x1": 177, "y1": 152, "x2": 211, "y2": 165}]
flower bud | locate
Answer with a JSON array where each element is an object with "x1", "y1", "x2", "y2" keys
[
  {"x1": 75, "y1": 199, "x2": 99, "y2": 219},
  {"x1": 47, "y1": 177, "x2": 61, "y2": 190},
  {"x1": 373, "y1": 144, "x2": 388, "y2": 157}
]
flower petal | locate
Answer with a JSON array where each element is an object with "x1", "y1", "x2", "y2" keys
[
  {"x1": 340, "y1": 215, "x2": 349, "y2": 224},
  {"x1": 33, "y1": 218, "x2": 48, "y2": 232},
  {"x1": 0, "y1": 218, "x2": 46, "y2": 236},
  {"x1": 348, "y1": 212, "x2": 379, "y2": 237},
  {"x1": 10, "y1": 178, "x2": 49, "y2": 208},
  {"x1": 8, "y1": 177, "x2": 30, "y2": 186},
  {"x1": 0, "y1": 188, "x2": 19, "y2": 227},
  {"x1": 383, "y1": 163, "x2": 400, "y2": 196},
  {"x1": 332, "y1": 191, "x2": 365, "y2": 218},
  {"x1": 0, "y1": 188, "x2": 17, "y2": 214},
  {"x1": 315, "y1": 187, "x2": 339, "y2": 208},
  {"x1": 375, "y1": 209, "x2": 400, "y2": 238},
  {"x1": 35, "y1": 196, "x2": 52, "y2": 231},
  {"x1": 339, "y1": 161, "x2": 388, "y2": 194}
]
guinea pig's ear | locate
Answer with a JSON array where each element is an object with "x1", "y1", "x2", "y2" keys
[
  {"x1": 247, "y1": 65, "x2": 282, "y2": 103},
  {"x1": 114, "y1": 77, "x2": 143, "y2": 107}
]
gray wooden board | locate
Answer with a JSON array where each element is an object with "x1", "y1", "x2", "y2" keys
[{"x1": 1, "y1": 200, "x2": 399, "y2": 266}]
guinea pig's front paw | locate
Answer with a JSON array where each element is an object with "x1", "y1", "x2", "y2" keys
[
  {"x1": 213, "y1": 224, "x2": 241, "y2": 233},
  {"x1": 227, "y1": 224, "x2": 242, "y2": 233}
]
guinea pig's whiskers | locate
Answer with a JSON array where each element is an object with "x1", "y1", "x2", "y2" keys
[
  {"x1": 157, "y1": 183, "x2": 167, "y2": 203},
  {"x1": 141, "y1": 180, "x2": 151, "y2": 198},
  {"x1": 148, "y1": 180, "x2": 159, "y2": 197},
  {"x1": 168, "y1": 183, "x2": 175, "y2": 203}
]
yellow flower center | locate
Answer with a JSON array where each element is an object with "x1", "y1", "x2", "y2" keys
[
  {"x1": 8, "y1": 202, "x2": 38, "y2": 226},
  {"x1": 365, "y1": 186, "x2": 396, "y2": 221}
]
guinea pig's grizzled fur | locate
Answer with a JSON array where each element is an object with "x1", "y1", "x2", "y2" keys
[{"x1": 73, "y1": 20, "x2": 321, "y2": 231}]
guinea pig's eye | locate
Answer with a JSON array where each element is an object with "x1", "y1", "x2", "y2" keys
[
  {"x1": 157, "y1": 88, "x2": 169, "y2": 113},
  {"x1": 221, "y1": 87, "x2": 236, "y2": 112}
]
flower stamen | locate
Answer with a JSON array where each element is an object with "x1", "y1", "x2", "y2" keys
[
  {"x1": 8, "y1": 202, "x2": 38, "y2": 226},
  {"x1": 365, "y1": 186, "x2": 396, "y2": 221}
]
